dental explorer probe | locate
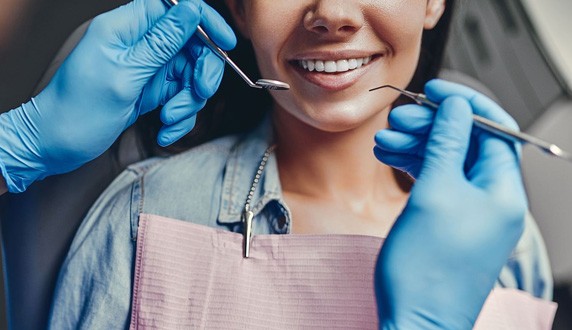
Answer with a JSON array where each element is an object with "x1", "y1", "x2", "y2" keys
[
  {"x1": 370, "y1": 84, "x2": 572, "y2": 163},
  {"x1": 163, "y1": 0, "x2": 290, "y2": 90}
]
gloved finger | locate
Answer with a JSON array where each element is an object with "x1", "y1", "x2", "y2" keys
[
  {"x1": 162, "y1": 53, "x2": 193, "y2": 103},
  {"x1": 168, "y1": 51, "x2": 192, "y2": 82},
  {"x1": 157, "y1": 115, "x2": 198, "y2": 147},
  {"x1": 157, "y1": 85, "x2": 206, "y2": 146},
  {"x1": 136, "y1": 54, "x2": 186, "y2": 115},
  {"x1": 191, "y1": 46, "x2": 226, "y2": 99},
  {"x1": 160, "y1": 86, "x2": 206, "y2": 126},
  {"x1": 418, "y1": 96, "x2": 473, "y2": 179},
  {"x1": 374, "y1": 129, "x2": 426, "y2": 157},
  {"x1": 374, "y1": 147, "x2": 422, "y2": 178},
  {"x1": 90, "y1": 0, "x2": 168, "y2": 44},
  {"x1": 199, "y1": 1, "x2": 237, "y2": 51},
  {"x1": 164, "y1": 80, "x2": 185, "y2": 106},
  {"x1": 425, "y1": 80, "x2": 524, "y2": 191},
  {"x1": 129, "y1": 1, "x2": 201, "y2": 74},
  {"x1": 137, "y1": 45, "x2": 200, "y2": 115},
  {"x1": 388, "y1": 104, "x2": 434, "y2": 134},
  {"x1": 465, "y1": 97, "x2": 523, "y2": 191},
  {"x1": 425, "y1": 79, "x2": 519, "y2": 131}
]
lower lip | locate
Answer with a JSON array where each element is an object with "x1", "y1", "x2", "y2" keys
[{"x1": 290, "y1": 59, "x2": 378, "y2": 92}]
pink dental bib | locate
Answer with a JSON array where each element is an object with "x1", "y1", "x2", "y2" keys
[{"x1": 130, "y1": 213, "x2": 556, "y2": 329}]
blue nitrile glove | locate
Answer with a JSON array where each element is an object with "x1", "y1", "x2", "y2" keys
[
  {"x1": 0, "y1": 0, "x2": 236, "y2": 193},
  {"x1": 373, "y1": 79, "x2": 526, "y2": 329}
]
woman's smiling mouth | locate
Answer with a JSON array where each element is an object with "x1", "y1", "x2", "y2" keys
[
  {"x1": 289, "y1": 54, "x2": 383, "y2": 91},
  {"x1": 298, "y1": 56, "x2": 373, "y2": 73}
]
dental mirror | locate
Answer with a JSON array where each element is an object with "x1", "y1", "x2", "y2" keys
[{"x1": 165, "y1": 0, "x2": 290, "y2": 91}]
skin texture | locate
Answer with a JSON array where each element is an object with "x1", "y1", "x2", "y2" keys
[{"x1": 225, "y1": 0, "x2": 445, "y2": 236}]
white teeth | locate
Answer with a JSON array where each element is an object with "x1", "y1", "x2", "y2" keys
[
  {"x1": 325, "y1": 61, "x2": 337, "y2": 73},
  {"x1": 299, "y1": 56, "x2": 372, "y2": 73},
  {"x1": 348, "y1": 59, "x2": 358, "y2": 69},
  {"x1": 336, "y1": 60, "x2": 349, "y2": 72},
  {"x1": 307, "y1": 61, "x2": 315, "y2": 71}
]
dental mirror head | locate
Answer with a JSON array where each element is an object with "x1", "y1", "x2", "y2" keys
[{"x1": 255, "y1": 79, "x2": 290, "y2": 90}]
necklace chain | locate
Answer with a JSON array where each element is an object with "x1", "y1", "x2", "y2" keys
[{"x1": 243, "y1": 144, "x2": 276, "y2": 212}]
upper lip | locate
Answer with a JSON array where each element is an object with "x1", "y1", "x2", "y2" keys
[{"x1": 288, "y1": 50, "x2": 385, "y2": 61}]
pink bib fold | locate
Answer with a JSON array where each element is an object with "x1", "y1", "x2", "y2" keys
[{"x1": 130, "y1": 213, "x2": 557, "y2": 329}]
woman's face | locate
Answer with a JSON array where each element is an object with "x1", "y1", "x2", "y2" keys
[{"x1": 226, "y1": 0, "x2": 445, "y2": 132}]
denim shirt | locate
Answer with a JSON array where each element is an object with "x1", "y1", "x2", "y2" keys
[{"x1": 48, "y1": 120, "x2": 553, "y2": 329}]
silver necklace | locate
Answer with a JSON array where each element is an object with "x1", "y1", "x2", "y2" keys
[{"x1": 242, "y1": 145, "x2": 276, "y2": 258}]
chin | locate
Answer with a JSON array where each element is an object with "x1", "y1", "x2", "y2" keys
[{"x1": 294, "y1": 102, "x2": 390, "y2": 133}]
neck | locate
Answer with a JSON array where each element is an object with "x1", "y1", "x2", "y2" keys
[{"x1": 273, "y1": 108, "x2": 405, "y2": 204}]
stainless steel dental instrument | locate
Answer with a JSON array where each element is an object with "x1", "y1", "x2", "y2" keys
[
  {"x1": 164, "y1": 0, "x2": 290, "y2": 90},
  {"x1": 370, "y1": 84, "x2": 572, "y2": 163}
]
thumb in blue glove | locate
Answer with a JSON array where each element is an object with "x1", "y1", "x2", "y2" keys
[
  {"x1": 374, "y1": 80, "x2": 526, "y2": 329},
  {"x1": 0, "y1": 0, "x2": 236, "y2": 193}
]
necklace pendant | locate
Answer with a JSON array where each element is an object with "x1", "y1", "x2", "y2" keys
[{"x1": 242, "y1": 209, "x2": 254, "y2": 258}]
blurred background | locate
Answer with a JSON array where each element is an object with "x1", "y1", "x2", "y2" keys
[
  {"x1": 0, "y1": 0, "x2": 571, "y2": 329},
  {"x1": 444, "y1": 1, "x2": 572, "y2": 328}
]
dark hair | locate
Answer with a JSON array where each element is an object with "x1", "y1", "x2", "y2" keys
[{"x1": 137, "y1": 0, "x2": 455, "y2": 156}]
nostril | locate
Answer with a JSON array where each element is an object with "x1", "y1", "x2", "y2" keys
[
  {"x1": 338, "y1": 26, "x2": 357, "y2": 34},
  {"x1": 306, "y1": 17, "x2": 361, "y2": 37},
  {"x1": 311, "y1": 24, "x2": 358, "y2": 37},
  {"x1": 313, "y1": 26, "x2": 329, "y2": 34}
]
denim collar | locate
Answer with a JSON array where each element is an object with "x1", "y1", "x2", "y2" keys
[{"x1": 218, "y1": 118, "x2": 287, "y2": 224}]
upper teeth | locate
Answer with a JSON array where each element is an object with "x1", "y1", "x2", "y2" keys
[{"x1": 299, "y1": 56, "x2": 372, "y2": 73}]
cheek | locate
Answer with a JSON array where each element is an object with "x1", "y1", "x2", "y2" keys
[
  {"x1": 249, "y1": 32, "x2": 283, "y2": 77},
  {"x1": 367, "y1": 1, "x2": 428, "y2": 53},
  {"x1": 244, "y1": 4, "x2": 298, "y2": 76},
  {"x1": 367, "y1": 2, "x2": 427, "y2": 87}
]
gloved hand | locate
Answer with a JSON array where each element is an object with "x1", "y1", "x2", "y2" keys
[
  {"x1": 0, "y1": 0, "x2": 236, "y2": 193},
  {"x1": 373, "y1": 80, "x2": 527, "y2": 329}
]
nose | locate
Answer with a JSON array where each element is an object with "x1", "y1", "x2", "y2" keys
[{"x1": 303, "y1": 0, "x2": 364, "y2": 39}]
